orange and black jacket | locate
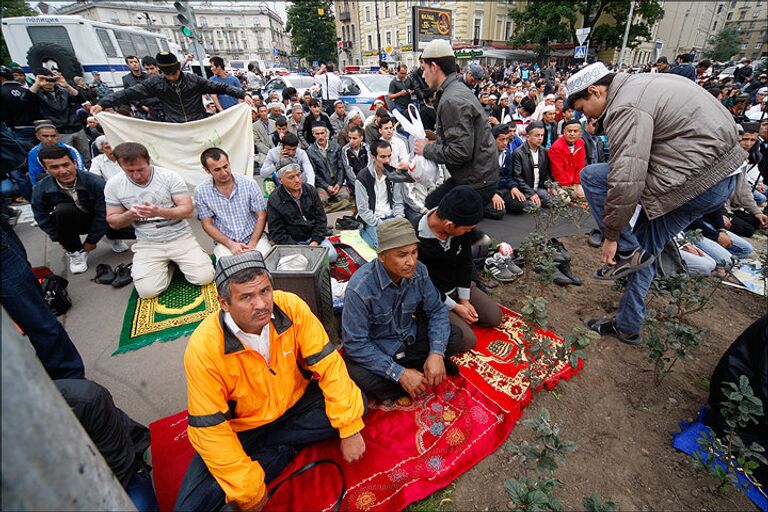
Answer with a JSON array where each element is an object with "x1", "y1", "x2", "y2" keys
[{"x1": 183, "y1": 290, "x2": 365, "y2": 509}]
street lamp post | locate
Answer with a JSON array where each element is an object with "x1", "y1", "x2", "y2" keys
[
  {"x1": 617, "y1": 0, "x2": 635, "y2": 68},
  {"x1": 374, "y1": 0, "x2": 382, "y2": 64}
]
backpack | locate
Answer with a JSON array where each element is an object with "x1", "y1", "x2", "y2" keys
[{"x1": 40, "y1": 273, "x2": 72, "y2": 316}]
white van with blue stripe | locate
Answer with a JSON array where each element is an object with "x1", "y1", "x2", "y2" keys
[{"x1": 2, "y1": 15, "x2": 179, "y2": 89}]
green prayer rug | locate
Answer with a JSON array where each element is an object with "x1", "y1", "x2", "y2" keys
[{"x1": 115, "y1": 271, "x2": 219, "y2": 355}]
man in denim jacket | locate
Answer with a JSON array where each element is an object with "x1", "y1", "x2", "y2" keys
[{"x1": 341, "y1": 218, "x2": 464, "y2": 401}]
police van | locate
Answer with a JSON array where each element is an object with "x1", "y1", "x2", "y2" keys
[{"x1": 2, "y1": 15, "x2": 181, "y2": 88}]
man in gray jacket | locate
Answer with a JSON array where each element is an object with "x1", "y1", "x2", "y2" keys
[
  {"x1": 414, "y1": 40, "x2": 501, "y2": 212},
  {"x1": 567, "y1": 62, "x2": 746, "y2": 345}
]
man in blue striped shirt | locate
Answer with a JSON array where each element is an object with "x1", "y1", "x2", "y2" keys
[
  {"x1": 194, "y1": 148, "x2": 271, "y2": 261},
  {"x1": 28, "y1": 123, "x2": 84, "y2": 185}
]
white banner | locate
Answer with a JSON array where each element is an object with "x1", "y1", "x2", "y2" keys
[{"x1": 95, "y1": 103, "x2": 254, "y2": 186}]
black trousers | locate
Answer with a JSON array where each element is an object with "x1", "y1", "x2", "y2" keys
[
  {"x1": 728, "y1": 209, "x2": 759, "y2": 238},
  {"x1": 344, "y1": 316, "x2": 464, "y2": 401},
  {"x1": 52, "y1": 203, "x2": 134, "y2": 252}
]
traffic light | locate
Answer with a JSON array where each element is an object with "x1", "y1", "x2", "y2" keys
[{"x1": 174, "y1": 1, "x2": 195, "y2": 38}]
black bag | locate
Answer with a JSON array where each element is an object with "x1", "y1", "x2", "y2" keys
[{"x1": 41, "y1": 273, "x2": 72, "y2": 316}]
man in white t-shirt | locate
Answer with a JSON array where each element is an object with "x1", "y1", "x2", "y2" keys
[
  {"x1": 104, "y1": 142, "x2": 214, "y2": 298},
  {"x1": 89, "y1": 136, "x2": 122, "y2": 182},
  {"x1": 314, "y1": 63, "x2": 341, "y2": 113}
]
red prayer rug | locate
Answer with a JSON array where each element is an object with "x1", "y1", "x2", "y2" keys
[
  {"x1": 149, "y1": 307, "x2": 582, "y2": 511},
  {"x1": 328, "y1": 236, "x2": 369, "y2": 283}
]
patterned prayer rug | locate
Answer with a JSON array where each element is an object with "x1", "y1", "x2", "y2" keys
[
  {"x1": 115, "y1": 272, "x2": 219, "y2": 355},
  {"x1": 149, "y1": 307, "x2": 582, "y2": 511},
  {"x1": 328, "y1": 237, "x2": 370, "y2": 283}
]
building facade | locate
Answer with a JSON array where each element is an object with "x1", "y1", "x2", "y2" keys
[
  {"x1": 722, "y1": 0, "x2": 767, "y2": 62},
  {"x1": 55, "y1": 1, "x2": 291, "y2": 67},
  {"x1": 335, "y1": 0, "x2": 363, "y2": 68}
]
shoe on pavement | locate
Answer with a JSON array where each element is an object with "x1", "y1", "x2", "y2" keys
[
  {"x1": 93, "y1": 263, "x2": 116, "y2": 284},
  {"x1": 494, "y1": 253, "x2": 523, "y2": 277},
  {"x1": 594, "y1": 247, "x2": 655, "y2": 280},
  {"x1": 584, "y1": 317, "x2": 642, "y2": 346},
  {"x1": 485, "y1": 256, "x2": 516, "y2": 283},
  {"x1": 587, "y1": 229, "x2": 603, "y2": 248},
  {"x1": 109, "y1": 239, "x2": 130, "y2": 253},
  {"x1": 112, "y1": 263, "x2": 133, "y2": 288},
  {"x1": 67, "y1": 250, "x2": 88, "y2": 274}
]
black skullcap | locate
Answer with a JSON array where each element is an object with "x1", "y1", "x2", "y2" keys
[
  {"x1": 437, "y1": 185, "x2": 484, "y2": 227},
  {"x1": 491, "y1": 123, "x2": 510, "y2": 138}
]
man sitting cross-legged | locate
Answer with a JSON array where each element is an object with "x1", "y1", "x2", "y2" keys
[
  {"x1": 509, "y1": 121, "x2": 555, "y2": 212},
  {"x1": 194, "y1": 147, "x2": 271, "y2": 261},
  {"x1": 267, "y1": 161, "x2": 338, "y2": 263},
  {"x1": 174, "y1": 252, "x2": 366, "y2": 511},
  {"x1": 306, "y1": 121, "x2": 351, "y2": 207},
  {"x1": 413, "y1": 186, "x2": 503, "y2": 349},
  {"x1": 342, "y1": 218, "x2": 465, "y2": 401},
  {"x1": 31, "y1": 145, "x2": 134, "y2": 274},
  {"x1": 105, "y1": 142, "x2": 214, "y2": 298}
]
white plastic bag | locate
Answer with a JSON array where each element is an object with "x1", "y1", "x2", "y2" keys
[{"x1": 391, "y1": 104, "x2": 437, "y2": 182}]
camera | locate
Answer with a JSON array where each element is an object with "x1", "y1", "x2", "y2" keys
[{"x1": 45, "y1": 76, "x2": 57, "y2": 82}]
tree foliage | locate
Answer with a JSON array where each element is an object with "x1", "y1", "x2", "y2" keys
[
  {"x1": 509, "y1": 0, "x2": 663, "y2": 60},
  {"x1": 1, "y1": 0, "x2": 37, "y2": 64},
  {"x1": 704, "y1": 26, "x2": 741, "y2": 62},
  {"x1": 285, "y1": 0, "x2": 337, "y2": 66}
]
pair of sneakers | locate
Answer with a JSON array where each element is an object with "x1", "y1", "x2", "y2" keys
[
  {"x1": 66, "y1": 239, "x2": 130, "y2": 274},
  {"x1": 484, "y1": 252, "x2": 523, "y2": 283}
]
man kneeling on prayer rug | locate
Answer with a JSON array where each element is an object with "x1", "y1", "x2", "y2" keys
[
  {"x1": 175, "y1": 252, "x2": 366, "y2": 511},
  {"x1": 342, "y1": 218, "x2": 466, "y2": 401}
]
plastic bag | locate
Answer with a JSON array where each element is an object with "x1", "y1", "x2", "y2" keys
[{"x1": 391, "y1": 104, "x2": 438, "y2": 182}]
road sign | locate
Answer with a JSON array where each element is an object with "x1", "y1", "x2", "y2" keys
[
  {"x1": 312, "y1": 60, "x2": 318, "y2": 67},
  {"x1": 273, "y1": 47, "x2": 279, "y2": 56},
  {"x1": 385, "y1": 44, "x2": 393, "y2": 54},
  {"x1": 576, "y1": 28, "x2": 591, "y2": 46},
  {"x1": 574, "y1": 45, "x2": 587, "y2": 59},
  {"x1": 380, "y1": 52, "x2": 388, "y2": 62}
]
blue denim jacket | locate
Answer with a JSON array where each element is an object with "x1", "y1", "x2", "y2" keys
[{"x1": 342, "y1": 259, "x2": 450, "y2": 382}]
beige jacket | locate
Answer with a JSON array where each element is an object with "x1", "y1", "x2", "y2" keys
[{"x1": 599, "y1": 73, "x2": 747, "y2": 240}]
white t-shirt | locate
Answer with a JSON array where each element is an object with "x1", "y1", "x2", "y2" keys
[
  {"x1": 385, "y1": 135, "x2": 409, "y2": 167},
  {"x1": 315, "y1": 72, "x2": 341, "y2": 100},
  {"x1": 104, "y1": 165, "x2": 192, "y2": 242},
  {"x1": 89, "y1": 154, "x2": 122, "y2": 181},
  {"x1": 530, "y1": 148, "x2": 540, "y2": 190},
  {"x1": 374, "y1": 172, "x2": 392, "y2": 219}
]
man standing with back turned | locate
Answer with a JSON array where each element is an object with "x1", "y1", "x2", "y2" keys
[{"x1": 567, "y1": 63, "x2": 746, "y2": 345}]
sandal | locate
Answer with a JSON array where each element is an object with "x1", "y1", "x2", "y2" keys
[
  {"x1": 92, "y1": 264, "x2": 116, "y2": 285},
  {"x1": 594, "y1": 248, "x2": 655, "y2": 281}
]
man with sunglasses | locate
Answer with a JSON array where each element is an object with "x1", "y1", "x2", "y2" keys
[{"x1": 92, "y1": 52, "x2": 253, "y2": 123}]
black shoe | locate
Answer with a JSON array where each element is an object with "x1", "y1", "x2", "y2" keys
[
  {"x1": 444, "y1": 358, "x2": 460, "y2": 376},
  {"x1": 382, "y1": 164, "x2": 415, "y2": 183},
  {"x1": 587, "y1": 229, "x2": 603, "y2": 248},
  {"x1": 584, "y1": 317, "x2": 642, "y2": 346},
  {"x1": 594, "y1": 248, "x2": 655, "y2": 281},
  {"x1": 93, "y1": 263, "x2": 116, "y2": 284},
  {"x1": 552, "y1": 267, "x2": 573, "y2": 286},
  {"x1": 112, "y1": 263, "x2": 133, "y2": 288},
  {"x1": 548, "y1": 238, "x2": 571, "y2": 261},
  {"x1": 558, "y1": 260, "x2": 582, "y2": 286},
  {"x1": 335, "y1": 215, "x2": 361, "y2": 231}
]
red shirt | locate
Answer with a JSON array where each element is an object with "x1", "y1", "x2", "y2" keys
[{"x1": 548, "y1": 136, "x2": 586, "y2": 187}]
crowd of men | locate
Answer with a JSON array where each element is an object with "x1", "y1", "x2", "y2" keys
[{"x1": 2, "y1": 40, "x2": 767, "y2": 512}]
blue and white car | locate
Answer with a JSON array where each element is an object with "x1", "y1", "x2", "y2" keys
[
  {"x1": 339, "y1": 74, "x2": 394, "y2": 117},
  {"x1": 261, "y1": 74, "x2": 318, "y2": 101}
]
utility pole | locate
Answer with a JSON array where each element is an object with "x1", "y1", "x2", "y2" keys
[
  {"x1": 617, "y1": 0, "x2": 635, "y2": 68},
  {"x1": 374, "y1": 0, "x2": 382, "y2": 65}
]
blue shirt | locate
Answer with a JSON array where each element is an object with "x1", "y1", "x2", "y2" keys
[
  {"x1": 210, "y1": 74, "x2": 243, "y2": 110},
  {"x1": 193, "y1": 173, "x2": 266, "y2": 244},
  {"x1": 28, "y1": 142, "x2": 84, "y2": 185},
  {"x1": 342, "y1": 259, "x2": 450, "y2": 382}
]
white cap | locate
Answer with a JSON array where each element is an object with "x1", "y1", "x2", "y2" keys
[
  {"x1": 541, "y1": 105, "x2": 556, "y2": 114},
  {"x1": 566, "y1": 61, "x2": 611, "y2": 98},
  {"x1": 421, "y1": 39, "x2": 454, "y2": 59},
  {"x1": 489, "y1": 94, "x2": 498, "y2": 100},
  {"x1": 758, "y1": 87, "x2": 768, "y2": 95}
]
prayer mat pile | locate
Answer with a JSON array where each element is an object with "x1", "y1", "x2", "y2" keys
[{"x1": 149, "y1": 307, "x2": 583, "y2": 511}]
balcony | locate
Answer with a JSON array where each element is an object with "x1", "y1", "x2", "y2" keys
[{"x1": 339, "y1": 10, "x2": 351, "y2": 22}]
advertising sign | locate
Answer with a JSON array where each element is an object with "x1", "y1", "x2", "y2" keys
[{"x1": 412, "y1": 6, "x2": 452, "y2": 52}]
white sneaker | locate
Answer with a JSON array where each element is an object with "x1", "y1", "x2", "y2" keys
[
  {"x1": 67, "y1": 250, "x2": 88, "y2": 274},
  {"x1": 109, "y1": 239, "x2": 130, "y2": 253}
]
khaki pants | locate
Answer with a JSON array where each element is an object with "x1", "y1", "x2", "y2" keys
[
  {"x1": 212, "y1": 234, "x2": 272, "y2": 261},
  {"x1": 131, "y1": 233, "x2": 215, "y2": 299}
]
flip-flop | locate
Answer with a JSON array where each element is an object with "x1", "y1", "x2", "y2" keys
[
  {"x1": 593, "y1": 248, "x2": 655, "y2": 280},
  {"x1": 92, "y1": 263, "x2": 115, "y2": 285}
]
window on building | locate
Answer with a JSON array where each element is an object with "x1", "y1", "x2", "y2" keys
[
  {"x1": 386, "y1": 31, "x2": 391, "y2": 44},
  {"x1": 352, "y1": 25, "x2": 356, "y2": 42},
  {"x1": 505, "y1": 20, "x2": 512, "y2": 40},
  {"x1": 742, "y1": 41, "x2": 749, "y2": 48},
  {"x1": 368, "y1": 34, "x2": 373, "y2": 51},
  {"x1": 756, "y1": 41, "x2": 763, "y2": 49},
  {"x1": 384, "y1": 2, "x2": 390, "y2": 17},
  {"x1": 717, "y1": 3, "x2": 724, "y2": 13},
  {"x1": 749, "y1": 21, "x2": 756, "y2": 28},
  {"x1": 739, "y1": 10, "x2": 746, "y2": 18},
  {"x1": 396, "y1": 29, "x2": 400, "y2": 45},
  {"x1": 473, "y1": 16, "x2": 482, "y2": 43},
  {"x1": 742, "y1": 0, "x2": 750, "y2": 5},
  {"x1": 731, "y1": 0, "x2": 737, "y2": 6},
  {"x1": 365, "y1": 6, "x2": 371, "y2": 22},
  {"x1": 225, "y1": 17, "x2": 233, "y2": 27},
  {"x1": 395, "y1": 2, "x2": 398, "y2": 15},
  {"x1": 200, "y1": 16, "x2": 208, "y2": 27},
  {"x1": 727, "y1": 11, "x2": 733, "y2": 19},
  {"x1": 760, "y1": 30, "x2": 766, "y2": 38},
  {"x1": 713, "y1": 21, "x2": 718, "y2": 30},
  {"x1": 753, "y1": 9, "x2": 761, "y2": 15}
]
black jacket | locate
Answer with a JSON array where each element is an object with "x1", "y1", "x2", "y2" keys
[
  {"x1": 266, "y1": 182, "x2": 328, "y2": 244},
  {"x1": 306, "y1": 140, "x2": 346, "y2": 190},
  {"x1": 32, "y1": 86, "x2": 82, "y2": 132},
  {"x1": 581, "y1": 130, "x2": 608, "y2": 165},
  {"x1": 31, "y1": 170, "x2": 108, "y2": 244},
  {"x1": 412, "y1": 214, "x2": 472, "y2": 301},
  {"x1": 1, "y1": 82, "x2": 38, "y2": 127},
  {"x1": 669, "y1": 64, "x2": 696, "y2": 81},
  {"x1": 407, "y1": 67, "x2": 429, "y2": 102},
  {"x1": 301, "y1": 112, "x2": 334, "y2": 146},
  {"x1": 511, "y1": 143, "x2": 550, "y2": 197},
  {"x1": 122, "y1": 71, "x2": 148, "y2": 90},
  {"x1": 100, "y1": 73, "x2": 246, "y2": 123}
]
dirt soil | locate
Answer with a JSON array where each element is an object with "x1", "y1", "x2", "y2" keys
[{"x1": 449, "y1": 234, "x2": 766, "y2": 512}]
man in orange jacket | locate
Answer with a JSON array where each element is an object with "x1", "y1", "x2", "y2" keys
[
  {"x1": 174, "y1": 251, "x2": 367, "y2": 511},
  {"x1": 547, "y1": 119, "x2": 586, "y2": 199}
]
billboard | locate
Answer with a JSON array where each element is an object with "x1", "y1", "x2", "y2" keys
[{"x1": 412, "y1": 6, "x2": 452, "y2": 52}]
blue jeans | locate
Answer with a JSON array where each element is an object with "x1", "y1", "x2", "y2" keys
[
  {"x1": 581, "y1": 163, "x2": 736, "y2": 336},
  {"x1": 298, "y1": 237, "x2": 338, "y2": 263},
  {"x1": 359, "y1": 215, "x2": 394, "y2": 250},
  {"x1": 694, "y1": 230, "x2": 753, "y2": 265},
  {"x1": 0, "y1": 221, "x2": 85, "y2": 379},
  {"x1": 173, "y1": 382, "x2": 341, "y2": 511}
]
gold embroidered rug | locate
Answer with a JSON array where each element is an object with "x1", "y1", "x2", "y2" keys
[{"x1": 115, "y1": 272, "x2": 219, "y2": 355}]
